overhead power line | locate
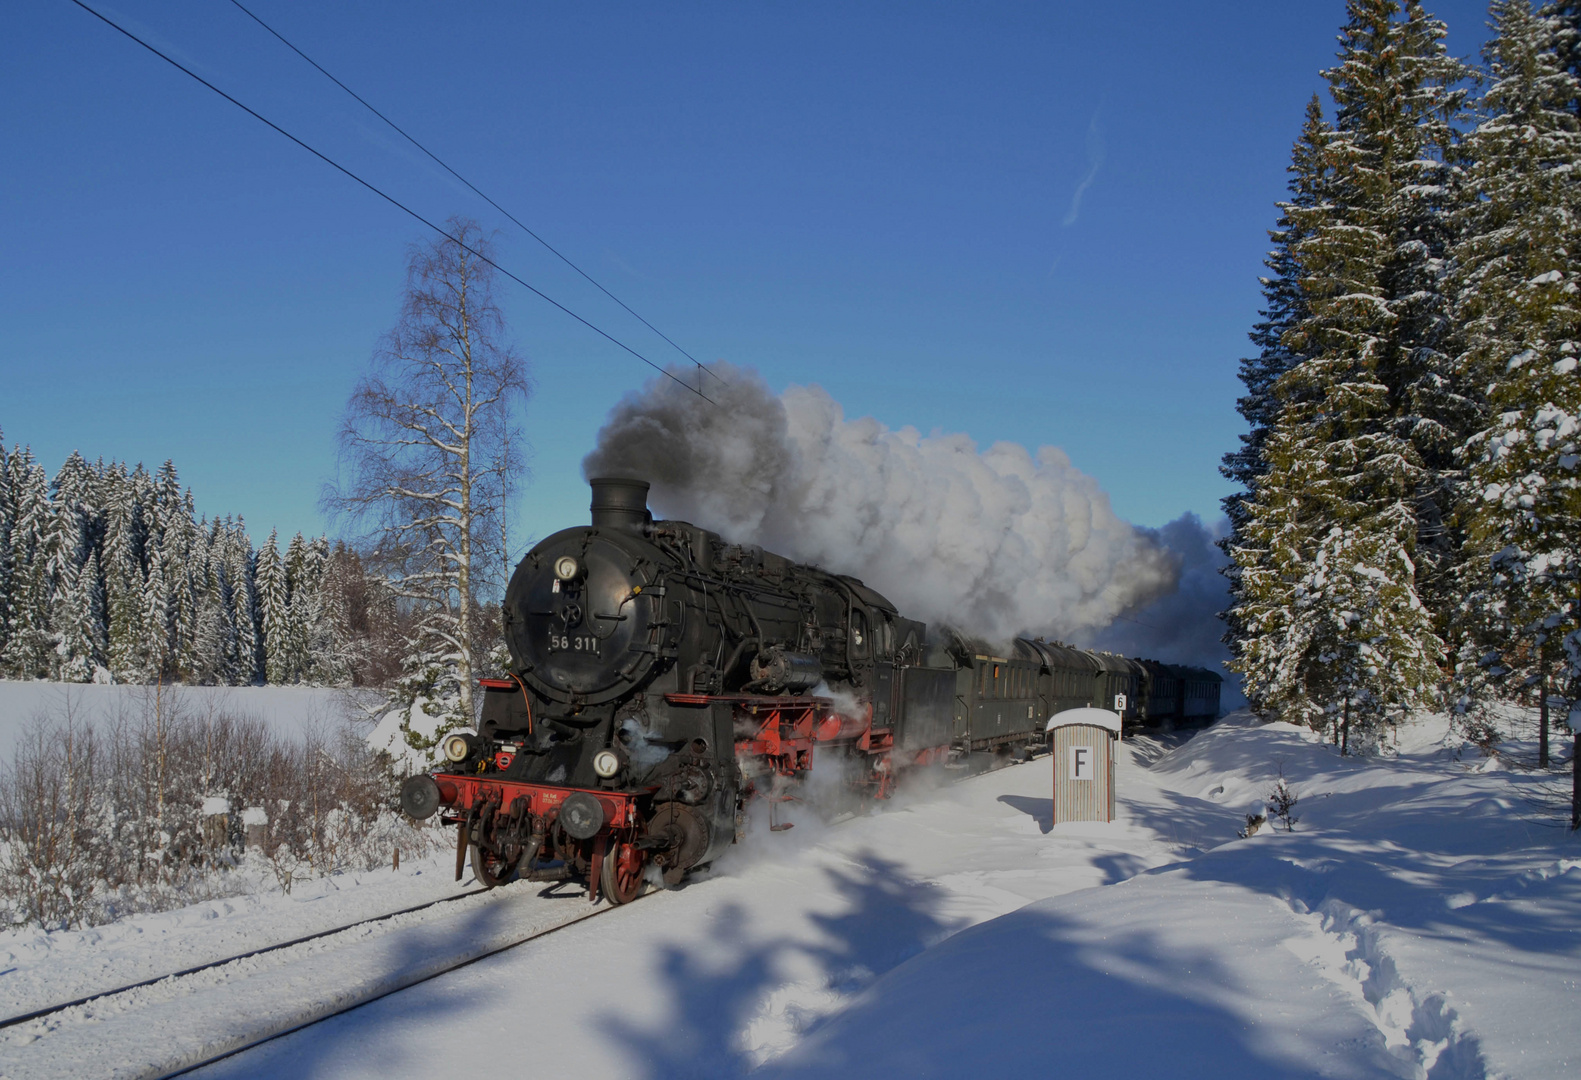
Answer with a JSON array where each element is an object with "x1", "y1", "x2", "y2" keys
[
  {"x1": 66, "y1": 0, "x2": 713, "y2": 403},
  {"x1": 226, "y1": 0, "x2": 723, "y2": 389}
]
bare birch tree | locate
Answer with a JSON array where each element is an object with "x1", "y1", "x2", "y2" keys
[{"x1": 324, "y1": 218, "x2": 530, "y2": 748}]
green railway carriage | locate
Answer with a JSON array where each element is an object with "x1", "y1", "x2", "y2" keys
[
  {"x1": 1021, "y1": 639, "x2": 1102, "y2": 717},
  {"x1": 1090, "y1": 651, "x2": 1145, "y2": 725},
  {"x1": 1135, "y1": 660, "x2": 1224, "y2": 728},
  {"x1": 1139, "y1": 659, "x2": 1183, "y2": 725},
  {"x1": 918, "y1": 630, "x2": 1223, "y2": 764},
  {"x1": 1178, "y1": 665, "x2": 1224, "y2": 724}
]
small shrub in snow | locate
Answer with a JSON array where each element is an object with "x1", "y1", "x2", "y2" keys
[
  {"x1": 1268, "y1": 776, "x2": 1300, "y2": 832},
  {"x1": 1462, "y1": 716, "x2": 1503, "y2": 757}
]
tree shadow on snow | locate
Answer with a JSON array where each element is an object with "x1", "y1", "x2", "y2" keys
[
  {"x1": 1092, "y1": 850, "x2": 1153, "y2": 885},
  {"x1": 753, "y1": 899, "x2": 1401, "y2": 1080},
  {"x1": 599, "y1": 849, "x2": 958, "y2": 1080},
  {"x1": 1118, "y1": 785, "x2": 1245, "y2": 854},
  {"x1": 186, "y1": 879, "x2": 590, "y2": 1080}
]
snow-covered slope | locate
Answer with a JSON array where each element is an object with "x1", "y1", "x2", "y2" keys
[
  {"x1": 0, "y1": 680, "x2": 359, "y2": 758},
  {"x1": 763, "y1": 715, "x2": 1580, "y2": 1079},
  {"x1": 3, "y1": 711, "x2": 1574, "y2": 1079}
]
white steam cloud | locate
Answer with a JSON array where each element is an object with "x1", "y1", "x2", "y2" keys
[{"x1": 583, "y1": 364, "x2": 1179, "y2": 643}]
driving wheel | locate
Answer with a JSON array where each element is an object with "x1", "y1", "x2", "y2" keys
[{"x1": 599, "y1": 839, "x2": 646, "y2": 904}]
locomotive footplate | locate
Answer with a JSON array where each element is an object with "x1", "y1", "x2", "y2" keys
[
  {"x1": 423, "y1": 773, "x2": 651, "y2": 903},
  {"x1": 431, "y1": 773, "x2": 643, "y2": 831}
]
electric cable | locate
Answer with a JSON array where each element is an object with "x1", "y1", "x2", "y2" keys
[
  {"x1": 226, "y1": 0, "x2": 723, "y2": 389},
  {"x1": 66, "y1": 0, "x2": 713, "y2": 403}
]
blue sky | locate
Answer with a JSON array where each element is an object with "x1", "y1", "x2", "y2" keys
[{"x1": 2, "y1": 0, "x2": 1497, "y2": 552}]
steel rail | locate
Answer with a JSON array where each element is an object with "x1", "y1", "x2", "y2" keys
[
  {"x1": 0, "y1": 885, "x2": 490, "y2": 1030},
  {"x1": 152, "y1": 895, "x2": 627, "y2": 1080}
]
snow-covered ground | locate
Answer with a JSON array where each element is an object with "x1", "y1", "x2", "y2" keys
[
  {"x1": 1, "y1": 711, "x2": 1575, "y2": 1079},
  {"x1": 0, "y1": 680, "x2": 359, "y2": 758}
]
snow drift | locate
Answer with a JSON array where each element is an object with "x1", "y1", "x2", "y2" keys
[{"x1": 583, "y1": 364, "x2": 1178, "y2": 642}]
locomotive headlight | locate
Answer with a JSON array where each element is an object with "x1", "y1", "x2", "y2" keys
[
  {"x1": 592, "y1": 749, "x2": 623, "y2": 778},
  {"x1": 553, "y1": 555, "x2": 581, "y2": 582},
  {"x1": 442, "y1": 732, "x2": 475, "y2": 763}
]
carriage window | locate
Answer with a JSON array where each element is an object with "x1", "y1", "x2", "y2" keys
[
  {"x1": 877, "y1": 619, "x2": 893, "y2": 658},
  {"x1": 851, "y1": 610, "x2": 869, "y2": 658}
]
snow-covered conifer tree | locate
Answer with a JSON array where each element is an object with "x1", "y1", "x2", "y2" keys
[
  {"x1": 291, "y1": 535, "x2": 349, "y2": 685},
  {"x1": 256, "y1": 530, "x2": 293, "y2": 684},
  {"x1": 187, "y1": 518, "x2": 231, "y2": 685},
  {"x1": 1451, "y1": 0, "x2": 1581, "y2": 750},
  {"x1": 225, "y1": 520, "x2": 261, "y2": 683},
  {"x1": 1544, "y1": 2, "x2": 1581, "y2": 112},
  {"x1": 139, "y1": 543, "x2": 172, "y2": 680},
  {"x1": 1326, "y1": 1, "x2": 1474, "y2": 622},
  {"x1": 1222, "y1": 97, "x2": 1333, "y2": 676},
  {"x1": 272, "y1": 532, "x2": 312, "y2": 682},
  {"x1": 0, "y1": 432, "x2": 14, "y2": 664},
  {"x1": 147, "y1": 462, "x2": 202, "y2": 680},
  {"x1": 1228, "y1": 0, "x2": 1468, "y2": 732},
  {"x1": 44, "y1": 452, "x2": 105, "y2": 681},
  {"x1": 102, "y1": 463, "x2": 148, "y2": 681},
  {"x1": 2, "y1": 448, "x2": 52, "y2": 679}
]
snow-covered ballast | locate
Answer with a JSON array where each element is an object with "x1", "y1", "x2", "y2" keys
[{"x1": 1046, "y1": 708, "x2": 1119, "y2": 823}]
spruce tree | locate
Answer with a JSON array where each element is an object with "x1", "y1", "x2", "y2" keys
[
  {"x1": 1230, "y1": 0, "x2": 1464, "y2": 735},
  {"x1": 1451, "y1": 0, "x2": 1581, "y2": 751},
  {"x1": 139, "y1": 544, "x2": 172, "y2": 680},
  {"x1": 44, "y1": 453, "x2": 103, "y2": 681},
  {"x1": 256, "y1": 530, "x2": 294, "y2": 684},
  {"x1": 102, "y1": 463, "x2": 147, "y2": 681},
  {"x1": 2, "y1": 448, "x2": 52, "y2": 679},
  {"x1": 225, "y1": 521, "x2": 262, "y2": 683},
  {"x1": 1222, "y1": 97, "x2": 1333, "y2": 687},
  {"x1": 0, "y1": 431, "x2": 14, "y2": 664},
  {"x1": 148, "y1": 462, "x2": 200, "y2": 679},
  {"x1": 1327, "y1": 1, "x2": 1474, "y2": 625}
]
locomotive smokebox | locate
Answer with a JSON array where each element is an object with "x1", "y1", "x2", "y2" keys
[{"x1": 589, "y1": 477, "x2": 651, "y2": 534}]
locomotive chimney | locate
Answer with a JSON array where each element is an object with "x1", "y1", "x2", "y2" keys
[{"x1": 589, "y1": 477, "x2": 652, "y2": 533}]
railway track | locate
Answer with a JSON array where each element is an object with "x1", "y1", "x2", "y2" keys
[
  {"x1": 0, "y1": 886, "x2": 492, "y2": 1031},
  {"x1": 0, "y1": 879, "x2": 645, "y2": 1080}
]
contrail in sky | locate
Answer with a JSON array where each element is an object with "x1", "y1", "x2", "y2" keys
[{"x1": 1062, "y1": 110, "x2": 1104, "y2": 227}]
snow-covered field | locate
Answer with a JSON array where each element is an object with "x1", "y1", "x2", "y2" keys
[
  {"x1": 1, "y1": 711, "x2": 1576, "y2": 1079},
  {"x1": 0, "y1": 681, "x2": 359, "y2": 759}
]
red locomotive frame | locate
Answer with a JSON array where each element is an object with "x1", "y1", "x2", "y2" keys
[{"x1": 428, "y1": 686, "x2": 934, "y2": 901}]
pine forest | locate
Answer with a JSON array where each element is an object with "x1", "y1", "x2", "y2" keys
[{"x1": 0, "y1": 440, "x2": 400, "y2": 689}]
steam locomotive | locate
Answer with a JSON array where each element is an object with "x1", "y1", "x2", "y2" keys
[{"x1": 399, "y1": 478, "x2": 1221, "y2": 903}]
